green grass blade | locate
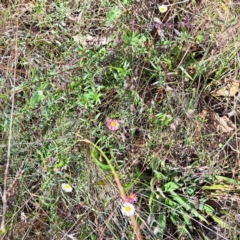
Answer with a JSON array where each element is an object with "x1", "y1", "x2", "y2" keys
[{"x1": 169, "y1": 191, "x2": 208, "y2": 223}]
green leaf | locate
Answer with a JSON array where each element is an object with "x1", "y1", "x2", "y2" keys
[
  {"x1": 106, "y1": 6, "x2": 122, "y2": 25},
  {"x1": 169, "y1": 191, "x2": 208, "y2": 223},
  {"x1": 199, "y1": 202, "x2": 214, "y2": 213},
  {"x1": 163, "y1": 182, "x2": 180, "y2": 191},
  {"x1": 179, "y1": 209, "x2": 192, "y2": 230},
  {"x1": 165, "y1": 197, "x2": 179, "y2": 208},
  {"x1": 179, "y1": 225, "x2": 194, "y2": 240},
  {"x1": 149, "y1": 178, "x2": 156, "y2": 206},
  {"x1": 155, "y1": 113, "x2": 173, "y2": 126},
  {"x1": 215, "y1": 175, "x2": 238, "y2": 185},
  {"x1": 91, "y1": 148, "x2": 111, "y2": 171},
  {"x1": 196, "y1": 34, "x2": 204, "y2": 44},
  {"x1": 123, "y1": 33, "x2": 146, "y2": 46},
  {"x1": 123, "y1": 182, "x2": 131, "y2": 192},
  {"x1": 30, "y1": 90, "x2": 45, "y2": 108},
  {"x1": 202, "y1": 184, "x2": 240, "y2": 191},
  {"x1": 178, "y1": 65, "x2": 193, "y2": 81},
  {"x1": 206, "y1": 212, "x2": 230, "y2": 229},
  {"x1": 151, "y1": 157, "x2": 159, "y2": 171},
  {"x1": 186, "y1": 187, "x2": 195, "y2": 195},
  {"x1": 158, "y1": 213, "x2": 166, "y2": 239},
  {"x1": 153, "y1": 170, "x2": 162, "y2": 179},
  {"x1": 170, "y1": 213, "x2": 181, "y2": 225}
]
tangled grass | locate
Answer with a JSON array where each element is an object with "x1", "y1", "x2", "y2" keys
[{"x1": 0, "y1": 0, "x2": 240, "y2": 239}]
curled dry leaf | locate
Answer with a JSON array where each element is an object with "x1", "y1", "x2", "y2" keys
[
  {"x1": 215, "y1": 114, "x2": 235, "y2": 133},
  {"x1": 212, "y1": 80, "x2": 240, "y2": 97},
  {"x1": 72, "y1": 34, "x2": 111, "y2": 48},
  {"x1": 199, "y1": 110, "x2": 236, "y2": 133},
  {"x1": 186, "y1": 109, "x2": 195, "y2": 119},
  {"x1": 170, "y1": 117, "x2": 182, "y2": 131},
  {"x1": 153, "y1": 17, "x2": 161, "y2": 24}
]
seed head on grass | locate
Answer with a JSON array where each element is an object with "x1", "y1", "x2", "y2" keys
[
  {"x1": 61, "y1": 183, "x2": 72, "y2": 192},
  {"x1": 121, "y1": 203, "x2": 135, "y2": 217}
]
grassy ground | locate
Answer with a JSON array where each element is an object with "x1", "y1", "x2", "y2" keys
[{"x1": 0, "y1": 0, "x2": 240, "y2": 239}]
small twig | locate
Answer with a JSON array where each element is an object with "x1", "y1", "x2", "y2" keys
[
  {"x1": 177, "y1": 20, "x2": 205, "y2": 68},
  {"x1": 0, "y1": 4, "x2": 19, "y2": 234},
  {"x1": 0, "y1": 64, "x2": 26, "y2": 74},
  {"x1": 165, "y1": 0, "x2": 190, "y2": 7}
]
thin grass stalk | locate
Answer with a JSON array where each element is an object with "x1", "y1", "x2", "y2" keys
[{"x1": 0, "y1": 2, "x2": 19, "y2": 234}]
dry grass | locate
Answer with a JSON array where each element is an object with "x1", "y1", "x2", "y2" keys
[{"x1": 0, "y1": 0, "x2": 240, "y2": 239}]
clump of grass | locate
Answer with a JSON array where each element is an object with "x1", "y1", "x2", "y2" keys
[{"x1": 1, "y1": 0, "x2": 240, "y2": 239}]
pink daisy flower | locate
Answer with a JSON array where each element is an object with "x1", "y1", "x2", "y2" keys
[
  {"x1": 107, "y1": 119, "x2": 120, "y2": 131},
  {"x1": 126, "y1": 193, "x2": 138, "y2": 203}
]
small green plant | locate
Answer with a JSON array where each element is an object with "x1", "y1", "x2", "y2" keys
[
  {"x1": 77, "y1": 86, "x2": 104, "y2": 109},
  {"x1": 105, "y1": 5, "x2": 122, "y2": 25},
  {"x1": 145, "y1": 162, "x2": 233, "y2": 239},
  {"x1": 123, "y1": 32, "x2": 147, "y2": 47},
  {"x1": 155, "y1": 113, "x2": 173, "y2": 127}
]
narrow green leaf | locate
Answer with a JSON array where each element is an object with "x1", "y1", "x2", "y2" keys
[
  {"x1": 158, "y1": 213, "x2": 166, "y2": 239},
  {"x1": 179, "y1": 209, "x2": 192, "y2": 230},
  {"x1": 163, "y1": 182, "x2": 180, "y2": 191},
  {"x1": 169, "y1": 191, "x2": 208, "y2": 223},
  {"x1": 30, "y1": 90, "x2": 45, "y2": 108},
  {"x1": 215, "y1": 175, "x2": 238, "y2": 185},
  {"x1": 105, "y1": 6, "x2": 122, "y2": 25},
  {"x1": 179, "y1": 225, "x2": 194, "y2": 240},
  {"x1": 206, "y1": 212, "x2": 230, "y2": 229},
  {"x1": 179, "y1": 65, "x2": 193, "y2": 81},
  {"x1": 170, "y1": 213, "x2": 182, "y2": 226},
  {"x1": 91, "y1": 148, "x2": 111, "y2": 171},
  {"x1": 203, "y1": 184, "x2": 239, "y2": 191}
]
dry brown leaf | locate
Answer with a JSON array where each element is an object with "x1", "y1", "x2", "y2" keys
[
  {"x1": 186, "y1": 109, "x2": 195, "y2": 119},
  {"x1": 72, "y1": 34, "x2": 111, "y2": 48},
  {"x1": 170, "y1": 117, "x2": 182, "y2": 131},
  {"x1": 212, "y1": 80, "x2": 240, "y2": 97},
  {"x1": 198, "y1": 109, "x2": 208, "y2": 118},
  {"x1": 214, "y1": 114, "x2": 235, "y2": 133},
  {"x1": 19, "y1": 2, "x2": 35, "y2": 15},
  {"x1": 199, "y1": 110, "x2": 235, "y2": 133},
  {"x1": 72, "y1": 34, "x2": 92, "y2": 46}
]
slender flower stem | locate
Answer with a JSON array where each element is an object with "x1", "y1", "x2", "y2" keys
[{"x1": 76, "y1": 136, "x2": 143, "y2": 240}]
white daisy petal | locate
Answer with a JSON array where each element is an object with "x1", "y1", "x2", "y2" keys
[
  {"x1": 158, "y1": 5, "x2": 168, "y2": 13},
  {"x1": 121, "y1": 203, "x2": 135, "y2": 217},
  {"x1": 62, "y1": 183, "x2": 73, "y2": 192}
]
